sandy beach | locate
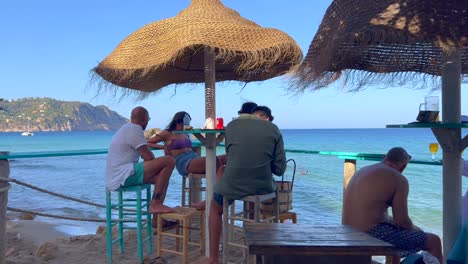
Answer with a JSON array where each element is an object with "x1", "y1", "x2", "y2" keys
[
  {"x1": 5, "y1": 217, "x2": 244, "y2": 264},
  {"x1": 5, "y1": 219, "x2": 129, "y2": 264}
]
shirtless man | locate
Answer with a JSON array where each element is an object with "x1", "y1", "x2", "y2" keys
[
  {"x1": 343, "y1": 147, "x2": 442, "y2": 263},
  {"x1": 106, "y1": 106, "x2": 175, "y2": 214}
]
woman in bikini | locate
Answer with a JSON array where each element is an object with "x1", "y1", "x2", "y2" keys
[{"x1": 148, "y1": 111, "x2": 227, "y2": 177}]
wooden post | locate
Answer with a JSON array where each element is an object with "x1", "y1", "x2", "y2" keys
[
  {"x1": 0, "y1": 152, "x2": 10, "y2": 264},
  {"x1": 342, "y1": 159, "x2": 356, "y2": 223},
  {"x1": 191, "y1": 146, "x2": 203, "y2": 204},
  {"x1": 440, "y1": 46, "x2": 462, "y2": 256},
  {"x1": 203, "y1": 46, "x2": 216, "y2": 257}
]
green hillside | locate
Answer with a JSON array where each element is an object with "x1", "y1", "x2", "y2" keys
[{"x1": 0, "y1": 97, "x2": 128, "y2": 132}]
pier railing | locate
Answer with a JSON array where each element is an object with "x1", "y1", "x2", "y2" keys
[{"x1": 0, "y1": 147, "x2": 442, "y2": 263}]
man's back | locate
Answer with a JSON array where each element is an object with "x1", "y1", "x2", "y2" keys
[
  {"x1": 106, "y1": 123, "x2": 146, "y2": 191},
  {"x1": 343, "y1": 162, "x2": 404, "y2": 231},
  {"x1": 214, "y1": 115, "x2": 286, "y2": 200}
]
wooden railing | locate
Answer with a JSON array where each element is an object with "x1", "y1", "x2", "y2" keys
[{"x1": 0, "y1": 147, "x2": 442, "y2": 263}]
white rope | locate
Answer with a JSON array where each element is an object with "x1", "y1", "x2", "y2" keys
[
  {"x1": 7, "y1": 207, "x2": 142, "y2": 223},
  {"x1": 0, "y1": 176, "x2": 137, "y2": 212}
]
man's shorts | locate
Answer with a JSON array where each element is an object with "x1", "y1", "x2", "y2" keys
[
  {"x1": 123, "y1": 162, "x2": 144, "y2": 187},
  {"x1": 367, "y1": 222, "x2": 427, "y2": 257},
  {"x1": 175, "y1": 151, "x2": 199, "y2": 176},
  {"x1": 213, "y1": 192, "x2": 233, "y2": 207}
]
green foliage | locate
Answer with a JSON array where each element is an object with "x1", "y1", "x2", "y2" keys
[{"x1": 0, "y1": 97, "x2": 128, "y2": 132}]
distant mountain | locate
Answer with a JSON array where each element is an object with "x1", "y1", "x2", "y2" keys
[{"x1": 0, "y1": 97, "x2": 128, "y2": 132}]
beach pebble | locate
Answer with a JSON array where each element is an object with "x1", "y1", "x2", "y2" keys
[
  {"x1": 6, "y1": 221, "x2": 18, "y2": 229},
  {"x1": 35, "y1": 242, "x2": 58, "y2": 261}
]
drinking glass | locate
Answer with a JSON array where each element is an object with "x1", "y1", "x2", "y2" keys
[{"x1": 429, "y1": 143, "x2": 439, "y2": 161}]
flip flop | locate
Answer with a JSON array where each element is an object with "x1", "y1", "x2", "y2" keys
[{"x1": 152, "y1": 219, "x2": 178, "y2": 233}]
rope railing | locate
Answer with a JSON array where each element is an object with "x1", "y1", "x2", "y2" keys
[
  {"x1": 7, "y1": 207, "x2": 108, "y2": 223},
  {"x1": 3, "y1": 177, "x2": 105, "y2": 208},
  {"x1": 0, "y1": 175, "x2": 139, "y2": 220},
  {"x1": 0, "y1": 184, "x2": 10, "y2": 193}
]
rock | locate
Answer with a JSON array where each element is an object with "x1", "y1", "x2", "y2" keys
[
  {"x1": 5, "y1": 247, "x2": 15, "y2": 257},
  {"x1": 19, "y1": 213, "x2": 35, "y2": 220},
  {"x1": 95, "y1": 225, "x2": 119, "y2": 239},
  {"x1": 95, "y1": 225, "x2": 106, "y2": 235},
  {"x1": 34, "y1": 241, "x2": 58, "y2": 261},
  {"x1": 144, "y1": 128, "x2": 162, "y2": 140}
]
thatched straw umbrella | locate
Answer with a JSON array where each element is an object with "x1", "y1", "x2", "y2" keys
[
  {"x1": 92, "y1": 0, "x2": 302, "y2": 255},
  {"x1": 292, "y1": 0, "x2": 467, "y2": 256}
]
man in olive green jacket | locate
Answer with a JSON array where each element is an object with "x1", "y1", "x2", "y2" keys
[{"x1": 204, "y1": 114, "x2": 286, "y2": 264}]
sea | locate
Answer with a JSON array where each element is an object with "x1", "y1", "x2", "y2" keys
[{"x1": 1, "y1": 129, "x2": 467, "y2": 237}]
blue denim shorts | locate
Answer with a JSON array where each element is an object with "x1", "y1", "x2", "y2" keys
[
  {"x1": 175, "y1": 151, "x2": 199, "y2": 176},
  {"x1": 213, "y1": 192, "x2": 233, "y2": 206}
]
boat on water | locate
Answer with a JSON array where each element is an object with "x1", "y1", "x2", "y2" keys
[
  {"x1": 21, "y1": 131, "x2": 34, "y2": 136},
  {"x1": 21, "y1": 117, "x2": 34, "y2": 136}
]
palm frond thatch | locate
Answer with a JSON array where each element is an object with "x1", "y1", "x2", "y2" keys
[{"x1": 291, "y1": 0, "x2": 467, "y2": 91}]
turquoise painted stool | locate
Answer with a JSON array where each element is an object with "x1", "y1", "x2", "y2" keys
[{"x1": 106, "y1": 184, "x2": 153, "y2": 264}]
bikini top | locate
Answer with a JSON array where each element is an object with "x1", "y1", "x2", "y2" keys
[{"x1": 166, "y1": 136, "x2": 192, "y2": 151}]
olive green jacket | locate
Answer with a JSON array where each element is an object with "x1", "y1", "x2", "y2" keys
[{"x1": 214, "y1": 115, "x2": 286, "y2": 200}]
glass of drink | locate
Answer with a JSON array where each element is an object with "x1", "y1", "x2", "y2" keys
[
  {"x1": 216, "y1": 118, "x2": 224, "y2": 129},
  {"x1": 429, "y1": 142, "x2": 439, "y2": 161}
]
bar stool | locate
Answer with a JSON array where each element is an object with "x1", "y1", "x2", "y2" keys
[
  {"x1": 157, "y1": 207, "x2": 205, "y2": 264},
  {"x1": 262, "y1": 211, "x2": 297, "y2": 223},
  {"x1": 222, "y1": 191, "x2": 279, "y2": 263},
  {"x1": 105, "y1": 184, "x2": 152, "y2": 264},
  {"x1": 181, "y1": 173, "x2": 206, "y2": 207}
]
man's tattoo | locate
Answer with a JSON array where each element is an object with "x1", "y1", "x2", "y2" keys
[{"x1": 152, "y1": 192, "x2": 163, "y2": 200}]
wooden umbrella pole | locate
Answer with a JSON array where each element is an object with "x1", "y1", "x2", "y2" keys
[
  {"x1": 204, "y1": 46, "x2": 216, "y2": 257},
  {"x1": 440, "y1": 46, "x2": 462, "y2": 256},
  {"x1": 0, "y1": 153, "x2": 10, "y2": 264}
]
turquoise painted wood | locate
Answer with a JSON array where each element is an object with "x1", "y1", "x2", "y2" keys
[
  {"x1": 386, "y1": 123, "x2": 468, "y2": 128},
  {"x1": 0, "y1": 146, "x2": 441, "y2": 166},
  {"x1": 106, "y1": 184, "x2": 152, "y2": 264},
  {"x1": 173, "y1": 129, "x2": 225, "y2": 134},
  {"x1": 0, "y1": 142, "x2": 203, "y2": 159}
]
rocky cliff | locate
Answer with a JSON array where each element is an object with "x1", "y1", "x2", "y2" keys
[{"x1": 0, "y1": 97, "x2": 129, "y2": 132}]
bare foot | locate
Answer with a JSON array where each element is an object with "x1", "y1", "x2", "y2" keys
[
  {"x1": 192, "y1": 200, "x2": 206, "y2": 210},
  {"x1": 149, "y1": 203, "x2": 175, "y2": 214}
]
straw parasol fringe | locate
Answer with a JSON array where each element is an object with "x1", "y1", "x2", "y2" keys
[
  {"x1": 290, "y1": 0, "x2": 467, "y2": 92},
  {"x1": 92, "y1": 0, "x2": 302, "y2": 95},
  {"x1": 92, "y1": 42, "x2": 301, "y2": 97}
]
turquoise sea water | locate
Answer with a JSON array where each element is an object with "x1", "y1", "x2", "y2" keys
[{"x1": 1, "y1": 129, "x2": 467, "y2": 237}]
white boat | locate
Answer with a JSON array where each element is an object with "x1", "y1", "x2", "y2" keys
[
  {"x1": 21, "y1": 131, "x2": 34, "y2": 136},
  {"x1": 21, "y1": 117, "x2": 34, "y2": 136}
]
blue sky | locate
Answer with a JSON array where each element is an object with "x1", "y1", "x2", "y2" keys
[{"x1": 1, "y1": 0, "x2": 467, "y2": 129}]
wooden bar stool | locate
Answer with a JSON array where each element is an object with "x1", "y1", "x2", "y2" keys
[
  {"x1": 181, "y1": 173, "x2": 206, "y2": 207},
  {"x1": 279, "y1": 211, "x2": 297, "y2": 223},
  {"x1": 222, "y1": 191, "x2": 279, "y2": 263},
  {"x1": 263, "y1": 211, "x2": 297, "y2": 223},
  {"x1": 105, "y1": 184, "x2": 152, "y2": 264},
  {"x1": 157, "y1": 207, "x2": 205, "y2": 264}
]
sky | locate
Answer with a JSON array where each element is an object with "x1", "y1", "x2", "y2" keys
[{"x1": 1, "y1": 0, "x2": 467, "y2": 129}]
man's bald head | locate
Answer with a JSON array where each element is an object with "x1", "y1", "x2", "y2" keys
[
  {"x1": 384, "y1": 147, "x2": 412, "y2": 170},
  {"x1": 131, "y1": 107, "x2": 149, "y2": 129}
]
